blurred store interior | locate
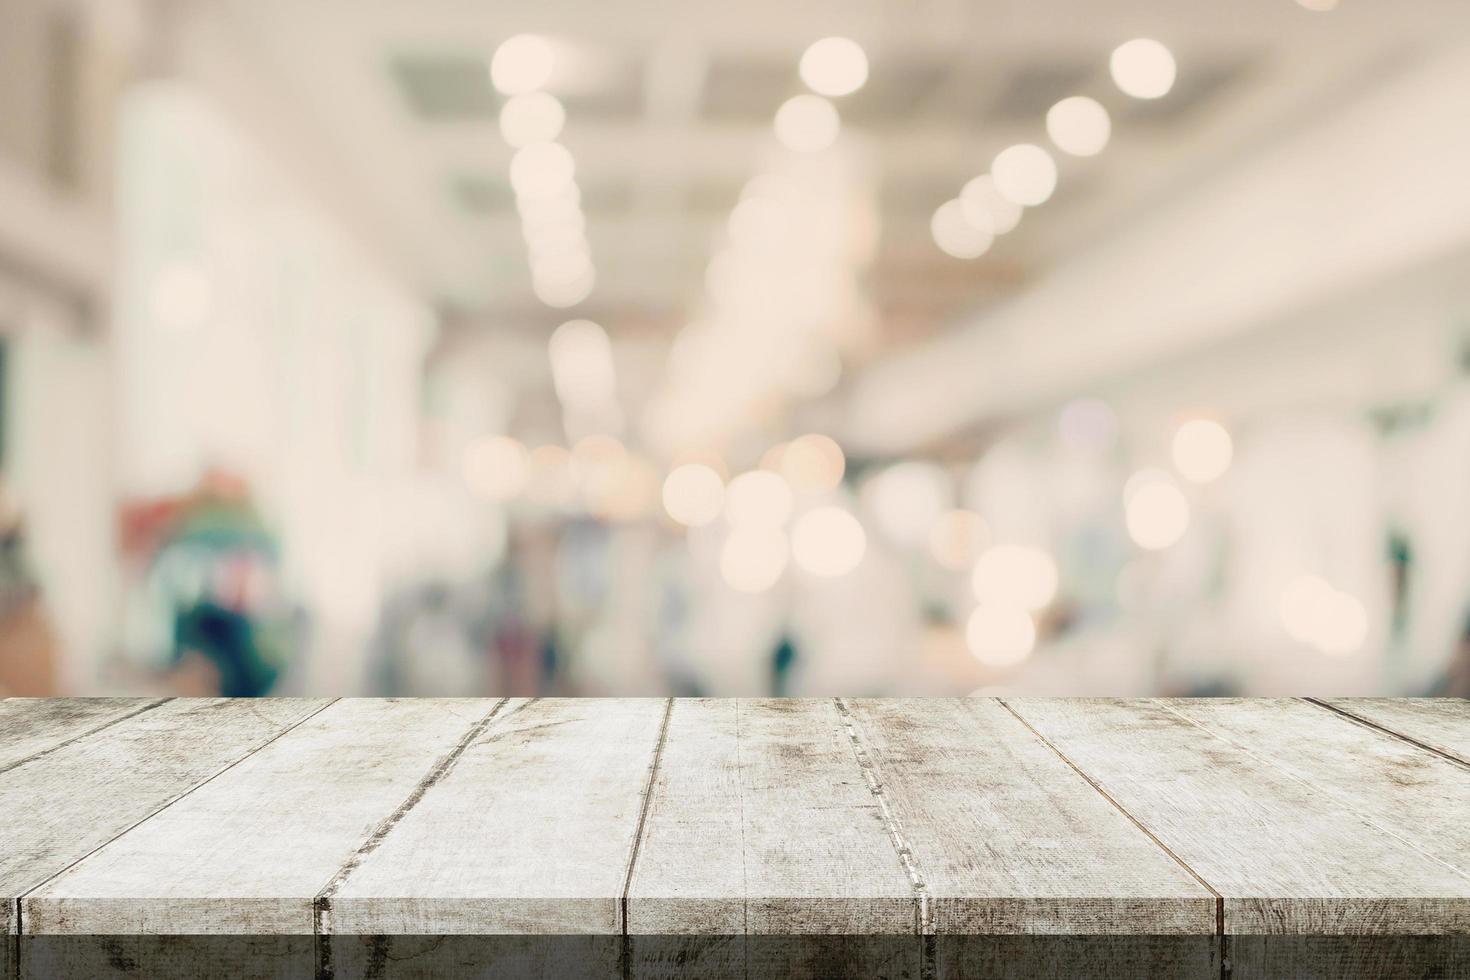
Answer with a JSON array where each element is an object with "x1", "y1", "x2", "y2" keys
[{"x1": 2, "y1": 0, "x2": 1470, "y2": 698}]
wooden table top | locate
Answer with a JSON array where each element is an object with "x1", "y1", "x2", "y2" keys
[{"x1": 2, "y1": 696, "x2": 1468, "y2": 946}]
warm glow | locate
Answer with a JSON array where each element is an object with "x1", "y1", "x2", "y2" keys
[
  {"x1": 1172, "y1": 419, "x2": 1234, "y2": 484},
  {"x1": 799, "y1": 37, "x2": 869, "y2": 97},
  {"x1": 1124, "y1": 472, "x2": 1190, "y2": 550},
  {"x1": 928, "y1": 510, "x2": 990, "y2": 571},
  {"x1": 1110, "y1": 38, "x2": 1176, "y2": 99},
  {"x1": 1046, "y1": 96, "x2": 1111, "y2": 157},
  {"x1": 960, "y1": 175, "x2": 1022, "y2": 235},
  {"x1": 548, "y1": 319, "x2": 616, "y2": 410},
  {"x1": 662, "y1": 463, "x2": 726, "y2": 527},
  {"x1": 490, "y1": 34, "x2": 555, "y2": 95},
  {"x1": 791, "y1": 506, "x2": 867, "y2": 577},
  {"x1": 509, "y1": 142, "x2": 576, "y2": 200},
  {"x1": 966, "y1": 605, "x2": 1037, "y2": 667},
  {"x1": 1279, "y1": 575, "x2": 1367, "y2": 654},
  {"x1": 499, "y1": 91, "x2": 565, "y2": 148},
  {"x1": 932, "y1": 199, "x2": 993, "y2": 259},
  {"x1": 991, "y1": 144, "x2": 1058, "y2": 207},
  {"x1": 724, "y1": 470, "x2": 795, "y2": 527},
  {"x1": 720, "y1": 526, "x2": 789, "y2": 593},
  {"x1": 780, "y1": 434, "x2": 846, "y2": 495},
  {"x1": 461, "y1": 435, "x2": 530, "y2": 501},
  {"x1": 971, "y1": 545, "x2": 1058, "y2": 611},
  {"x1": 774, "y1": 94, "x2": 841, "y2": 153}
]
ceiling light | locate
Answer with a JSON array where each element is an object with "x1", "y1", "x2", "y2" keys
[
  {"x1": 959, "y1": 175, "x2": 1022, "y2": 235},
  {"x1": 662, "y1": 464, "x2": 726, "y2": 527},
  {"x1": 724, "y1": 470, "x2": 794, "y2": 527},
  {"x1": 774, "y1": 94, "x2": 841, "y2": 153},
  {"x1": 799, "y1": 37, "x2": 869, "y2": 97},
  {"x1": 931, "y1": 199, "x2": 993, "y2": 258},
  {"x1": 509, "y1": 142, "x2": 576, "y2": 199},
  {"x1": 1171, "y1": 419, "x2": 1233, "y2": 484},
  {"x1": 490, "y1": 34, "x2": 555, "y2": 95},
  {"x1": 499, "y1": 91, "x2": 565, "y2": 148},
  {"x1": 1046, "y1": 96, "x2": 1111, "y2": 157},
  {"x1": 720, "y1": 526, "x2": 789, "y2": 593},
  {"x1": 791, "y1": 506, "x2": 867, "y2": 577},
  {"x1": 991, "y1": 144, "x2": 1057, "y2": 206},
  {"x1": 533, "y1": 267, "x2": 595, "y2": 308},
  {"x1": 1110, "y1": 38, "x2": 1176, "y2": 99}
]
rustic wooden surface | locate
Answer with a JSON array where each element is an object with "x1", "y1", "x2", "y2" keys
[{"x1": 3, "y1": 696, "x2": 1469, "y2": 974}]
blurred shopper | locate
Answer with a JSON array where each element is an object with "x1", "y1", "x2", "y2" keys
[{"x1": 119, "y1": 471, "x2": 293, "y2": 696}]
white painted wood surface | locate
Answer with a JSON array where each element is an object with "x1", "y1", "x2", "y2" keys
[
  {"x1": 23, "y1": 699, "x2": 499, "y2": 935},
  {"x1": 627, "y1": 699, "x2": 916, "y2": 936},
  {"x1": 326, "y1": 698, "x2": 669, "y2": 936},
  {"x1": 1007, "y1": 698, "x2": 1470, "y2": 935},
  {"x1": 0, "y1": 698, "x2": 165, "y2": 772},
  {"x1": 843, "y1": 699, "x2": 1216, "y2": 935},
  {"x1": 1322, "y1": 697, "x2": 1470, "y2": 765},
  {"x1": 3, "y1": 697, "x2": 1469, "y2": 946}
]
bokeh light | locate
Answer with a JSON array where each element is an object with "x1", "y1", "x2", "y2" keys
[
  {"x1": 791, "y1": 506, "x2": 867, "y2": 577},
  {"x1": 799, "y1": 37, "x2": 869, "y2": 97},
  {"x1": 1172, "y1": 419, "x2": 1234, "y2": 483},
  {"x1": 774, "y1": 94, "x2": 841, "y2": 153},
  {"x1": 724, "y1": 470, "x2": 795, "y2": 527},
  {"x1": 1046, "y1": 96, "x2": 1112, "y2": 157},
  {"x1": 991, "y1": 144, "x2": 1058, "y2": 207},
  {"x1": 966, "y1": 605, "x2": 1037, "y2": 667},
  {"x1": 1124, "y1": 471, "x2": 1190, "y2": 550},
  {"x1": 662, "y1": 463, "x2": 726, "y2": 527},
  {"x1": 720, "y1": 526, "x2": 789, "y2": 593},
  {"x1": 490, "y1": 34, "x2": 555, "y2": 96},
  {"x1": 970, "y1": 544, "x2": 1059, "y2": 611},
  {"x1": 461, "y1": 436, "x2": 530, "y2": 502},
  {"x1": 1110, "y1": 38, "x2": 1176, "y2": 99}
]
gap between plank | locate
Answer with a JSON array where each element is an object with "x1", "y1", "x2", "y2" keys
[
  {"x1": 618, "y1": 698, "x2": 676, "y2": 934},
  {"x1": 313, "y1": 698, "x2": 512, "y2": 925},
  {"x1": 1302, "y1": 697, "x2": 1470, "y2": 770},
  {"x1": 1159, "y1": 699, "x2": 1470, "y2": 890},
  {"x1": 995, "y1": 699, "x2": 1228, "y2": 965},
  {"x1": 617, "y1": 698, "x2": 676, "y2": 980},
  {"x1": 0, "y1": 698, "x2": 171, "y2": 777},
  {"x1": 832, "y1": 698, "x2": 932, "y2": 937},
  {"x1": 12, "y1": 697, "x2": 339, "y2": 963}
]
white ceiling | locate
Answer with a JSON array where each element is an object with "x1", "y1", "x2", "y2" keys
[{"x1": 175, "y1": 0, "x2": 1468, "y2": 449}]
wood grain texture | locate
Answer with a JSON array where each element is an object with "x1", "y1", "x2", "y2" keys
[
  {"x1": 1166, "y1": 698, "x2": 1470, "y2": 879},
  {"x1": 625, "y1": 699, "x2": 917, "y2": 937},
  {"x1": 0, "y1": 698, "x2": 166, "y2": 772},
  {"x1": 1320, "y1": 698, "x2": 1470, "y2": 765},
  {"x1": 1006, "y1": 699, "x2": 1470, "y2": 935},
  {"x1": 23, "y1": 699, "x2": 497, "y2": 936},
  {"x1": 0, "y1": 698, "x2": 329, "y2": 931},
  {"x1": 326, "y1": 698, "x2": 670, "y2": 936},
  {"x1": 845, "y1": 699, "x2": 1216, "y2": 935}
]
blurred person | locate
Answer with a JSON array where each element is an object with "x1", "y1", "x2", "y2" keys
[
  {"x1": 0, "y1": 483, "x2": 61, "y2": 695},
  {"x1": 119, "y1": 470, "x2": 293, "y2": 696}
]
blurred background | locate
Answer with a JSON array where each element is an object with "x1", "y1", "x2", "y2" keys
[{"x1": 2, "y1": 0, "x2": 1469, "y2": 699}]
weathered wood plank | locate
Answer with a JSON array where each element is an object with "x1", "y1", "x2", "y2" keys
[
  {"x1": 1166, "y1": 699, "x2": 1470, "y2": 878},
  {"x1": 22, "y1": 698, "x2": 499, "y2": 935},
  {"x1": 626, "y1": 699, "x2": 917, "y2": 937},
  {"x1": 0, "y1": 698, "x2": 329, "y2": 930},
  {"x1": 845, "y1": 699, "x2": 1217, "y2": 935},
  {"x1": 1320, "y1": 698, "x2": 1470, "y2": 765},
  {"x1": 325, "y1": 697, "x2": 669, "y2": 936},
  {"x1": 1006, "y1": 699, "x2": 1470, "y2": 935},
  {"x1": 0, "y1": 698, "x2": 166, "y2": 772}
]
